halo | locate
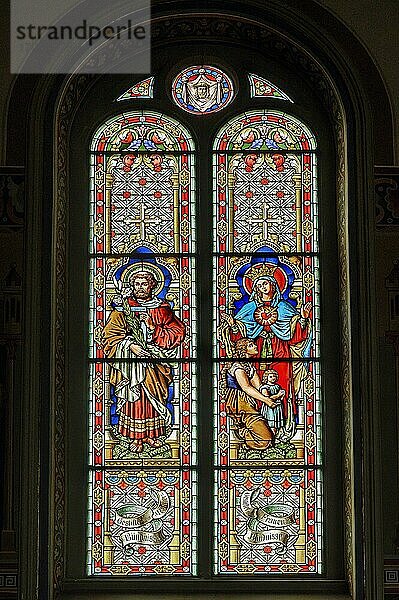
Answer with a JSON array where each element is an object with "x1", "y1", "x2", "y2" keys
[
  {"x1": 118, "y1": 262, "x2": 165, "y2": 296},
  {"x1": 242, "y1": 263, "x2": 288, "y2": 296}
]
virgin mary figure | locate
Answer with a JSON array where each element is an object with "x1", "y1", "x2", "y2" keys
[{"x1": 222, "y1": 275, "x2": 312, "y2": 440}]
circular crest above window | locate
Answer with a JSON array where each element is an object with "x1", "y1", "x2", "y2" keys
[{"x1": 172, "y1": 65, "x2": 234, "y2": 115}]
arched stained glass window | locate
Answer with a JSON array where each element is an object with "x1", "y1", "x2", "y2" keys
[
  {"x1": 84, "y1": 73, "x2": 337, "y2": 583},
  {"x1": 88, "y1": 111, "x2": 198, "y2": 575},
  {"x1": 213, "y1": 110, "x2": 321, "y2": 574}
]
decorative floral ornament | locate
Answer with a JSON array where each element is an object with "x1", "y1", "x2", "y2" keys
[
  {"x1": 116, "y1": 77, "x2": 154, "y2": 101},
  {"x1": 248, "y1": 73, "x2": 293, "y2": 102}
]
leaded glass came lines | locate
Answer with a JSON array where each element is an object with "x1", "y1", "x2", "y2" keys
[
  {"x1": 213, "y1": 110, "x2": 322, "y2": 574},
  {"x1": 88, "y1": 105, "x2": 324, "y2": 578},
  {"x1": 248, "y1": 73, "x2": 294, "y2": 102},
  {"x1": 88, "y1": 111, "x2": 197, "y2": 576}
]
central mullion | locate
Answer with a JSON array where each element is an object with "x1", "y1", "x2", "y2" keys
[{"x1": 196, "y1": 127, "x2": 214, "y2": 579}]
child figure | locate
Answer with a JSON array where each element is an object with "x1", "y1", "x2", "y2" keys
[{"x1": 259, "y1": 369, "x2": 285, "y2": 433}]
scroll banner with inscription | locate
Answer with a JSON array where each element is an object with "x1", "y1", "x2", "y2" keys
[
  {"x1": 240, "y1": 489, "x2": 296, "y2": 552},
  {"x1": 113, "y1": 490, "x2": 171, "y2": 549}
]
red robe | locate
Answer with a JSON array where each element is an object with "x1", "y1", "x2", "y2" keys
[{"x1": 103, "y1": 300, "x2": 185, "y2": 441}]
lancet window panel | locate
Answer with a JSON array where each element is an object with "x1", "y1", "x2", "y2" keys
[
  {"x1": 212, "y1": 110, "x2": 321, "y2": 575},
  {"x1": 213, "y1": 152, "x2": 317, "y2": 255},
  {"x1": 213, "y1": 112, "x2": 317, "y2": 256},
  {"x1": 213, "y1": 253, "x2": 320, "y2": 360},
  {"x1": 88, "y1": 110, "x2": 198, "y2": 576},
  {"x1": 88, "y1": 361, "x2": 197, "y2": 468},
  {"x1": 89, "y1": 256, "x2": 197, "y2": 360}
]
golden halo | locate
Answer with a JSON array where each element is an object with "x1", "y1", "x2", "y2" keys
[
  {"x1": 242, "y1": 263, "x2": 288, "y2": 296},
  {"x1": 119, "y1": 261, "x2": 165, "y2": 297}
]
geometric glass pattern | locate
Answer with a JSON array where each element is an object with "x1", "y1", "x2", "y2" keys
[
  {"x1": 215, "y1": 469, "x2": 322, "y2": 574},
  {"x1": 116, "y1": 77, "x2": 155, "y2": 101},
  {"x1": 213, "y1": 110, "x2": 321, "y2": 573},
  {"x1": 88, "y1": 470, "x2": 197, "y2": 575},
  {"x1": 248, "y1": 73, "x2": 293, "y2": 102},
  {"x1": 172, "y1": 65, "x2": 234, "y2": 115},
  {"x1": 88, "y1": 111, "x2": 197, "y2": 574}
]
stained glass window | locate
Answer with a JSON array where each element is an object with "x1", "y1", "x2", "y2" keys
[
  {"x1": 116, "y1": 77, "x2": 155, "y2": 101},
  {"x1": 88, "y1": 111, "x2": 197, "y2": 575},
  {"x1": 172, "y1": 65, "x2": 234, "y2": 114},
  {"x1": 248, "y1": 74, "x2": 293, "y2": 102},
  {"x1": 213, "y1": 110, "x2": 321, "y2": 574},
  {"x1": 88, "y1": 100, "x2": 323, "y2": 578}
]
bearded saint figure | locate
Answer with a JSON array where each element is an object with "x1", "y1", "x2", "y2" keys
[
  {"x1": 103, "y1": 270, "x2": 185, "y2": 453},
  {"x1": 222, "y1": 275, "x2": 312, "y2": 440}
]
